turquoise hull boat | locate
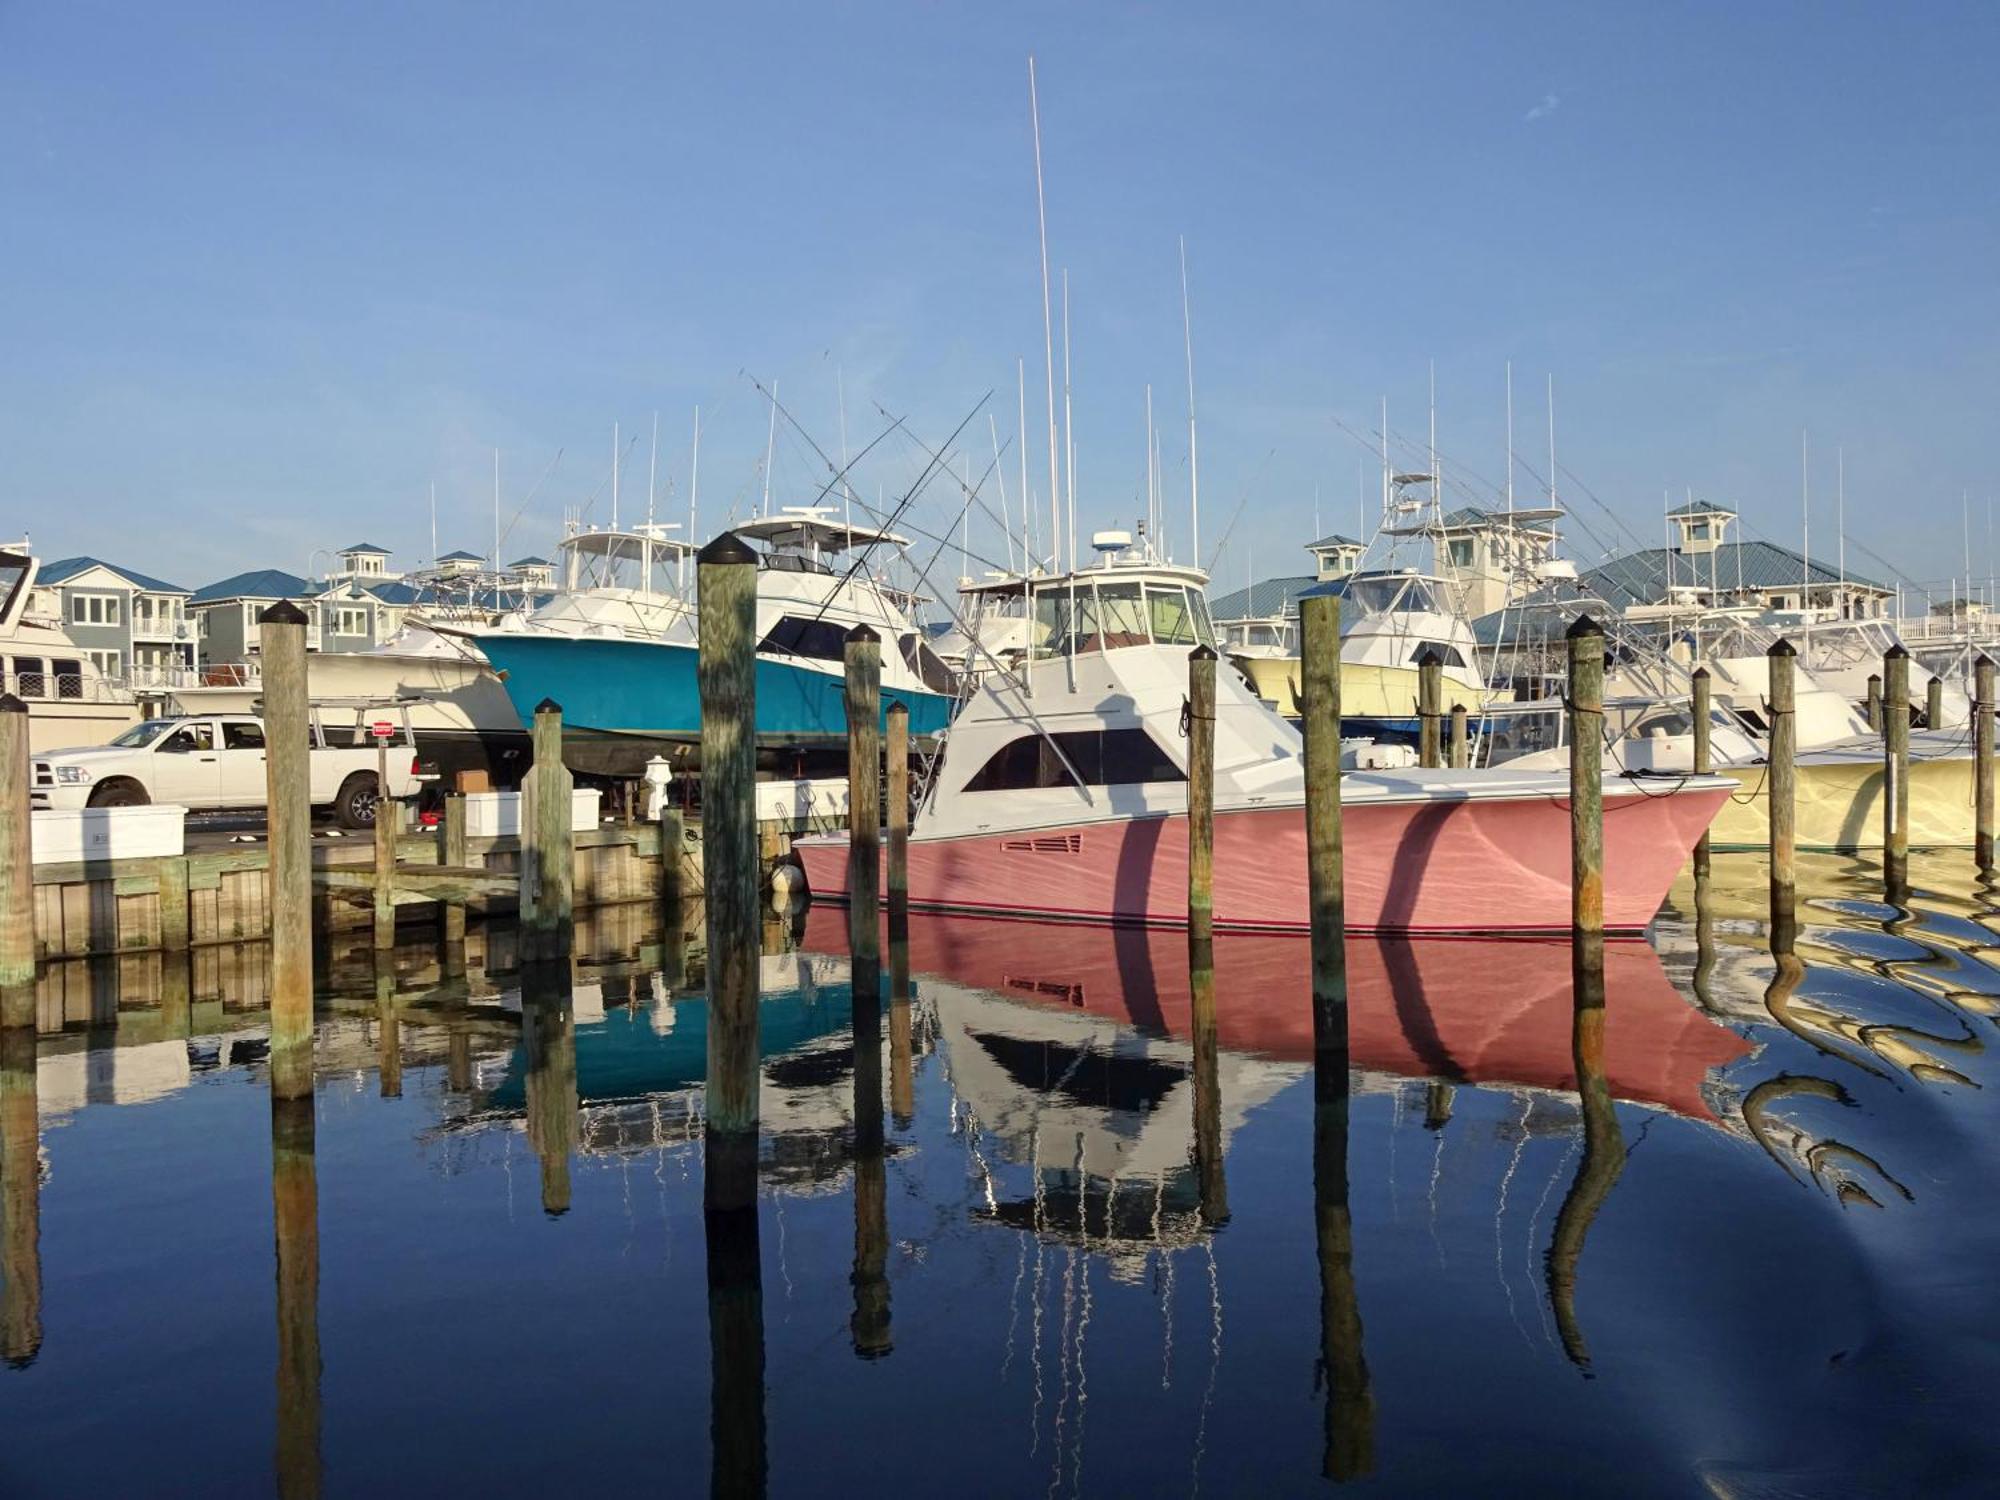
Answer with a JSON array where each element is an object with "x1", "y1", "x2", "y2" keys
[{"x1": 478, "y1": 632, "x2": 955, "y2": 775}]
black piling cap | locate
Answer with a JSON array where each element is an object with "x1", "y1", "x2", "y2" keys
[
  {"x1": 697, "y1": 531, "x2": 757, "y2": 567},
  {"x1": 1885, "y1": 643, "x2": 1909, "y2": 660},
  {"x1": 1565, "y1": 614, "x2": 1603, "y2": 641},
  {"x1": 260, "y1": 600, "x2": 309, "y2": 626},
  {"x1": 1692, "y1": 666, "x2": 1710, "y2": 681},
  {"x1": 1768, "y1": 638, "x2": 1797, "y2": 658},
  {"x1": 886, "y1": 699, "x2": 909, "y2": 718},
  {"x1": 1977, "y1": 654, "x2": 1996, "y2": 671},
  {"x1": 1418, "y1": 647, "x2": 1443, "y2": 667},
  {"x1": 0, "y1": 692, "x2": 24, "y2": 715},
  {"x1": 534, "y1": 697, "x2": 563, "y2": 716},
  {"x1": 1189, "y1": 644, "x2": 1218, "y2": 662},
  {"x1": 845, "y1": 623, "x2": 880, "y2": 644}
]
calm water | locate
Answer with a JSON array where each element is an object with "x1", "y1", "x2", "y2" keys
[{"x1": 3, "y1": 856, "x2": 1999, "y2": 1496}]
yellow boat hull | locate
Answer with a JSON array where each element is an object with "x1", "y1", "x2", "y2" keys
[
  {"x1": 1707, "y1": 755, "x2": 1975, "y2": 850},
  {"x1": 1230, "y1": 655, "x2": 1482, "y2": 719}
]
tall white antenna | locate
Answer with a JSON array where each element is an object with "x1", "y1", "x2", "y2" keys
[
  {"x1": 647, "y1": 410, "x2": 660, "y2": 529},
  {"x1": 1379, "y1": 397, "x2": 1390, "y2": 530},
  {"x1": 1428, "y1": 359, "x2": 1440, "y2": 536},
  {"x1": 1504, "y1": 360, "x2": 1515, "y2": 514},
  {"x1": 492, "y1": 448, "x2": 500, "y2": 571},
  {"x1": 1837, "y1": 446, "x2": 1846, "y2": 610},
  {"x1": 761, "y1": 381, "x2": 778, "y2": 518},
  {"x1": 838, "y1": 367, "x2": 851, "y2": 538},
  {"x1": 429, "y1": 481, "x2": 437, "y2": 569},
  {"x1": 1017, "y1": 357, "x2": 1034, "y2": 569},
  {"x1": 1179, "y1": 234, "x2": 1200, "y2": 563},
  {"x1": 1062, "y1": 268, "x2": 1075, "y2": 571},
  {"x1": 1028, "y1": 56, "x2": 1062, "y2": 576},
  {"x1": 612, "y1": 420, "x2": 621, "y2": 531},
  {"x1": 684, "y1": 405, "x2": 701, "y2": 590},
  {"x1": 1546, "y1": 374, "x2": 1559, "y2": 508},
  {"x1": 1144, "y1": 383, "x2": 1156, "y2": 543},
  {"x1": 1800, "y1": 429, "x2": 1810, "y2": 606},
  {"x1": 1965, "y1": 490, "x2": 1975, "y2": 611},
  {"x1": 991, "y1": 413, "x2": 1014, "y2": 574}
]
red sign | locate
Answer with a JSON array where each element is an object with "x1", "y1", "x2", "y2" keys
[{"x1": 369, "y1": 721, "x2": 396, "y2": 740}]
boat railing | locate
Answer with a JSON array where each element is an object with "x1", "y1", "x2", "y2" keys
[{"x1": 0, "y1": 667, "x2": 132, "y2": 704}]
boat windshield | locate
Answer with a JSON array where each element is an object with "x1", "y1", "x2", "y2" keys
[
  {"x1": 0, "y1": 553, "x2": 27, "y2": 627},
  {"x1": 1340, "y1": 575, "x2": 1441, "y2": 617},
  {"x1": 111, "y1": 719, "x2": 181, "y2": 749},
  {"x1": 1029, "y1": 578, "x2": 1215, "y2": 658}
]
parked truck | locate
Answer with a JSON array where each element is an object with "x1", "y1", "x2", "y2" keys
[{"x1": 29, "y1": 708, "x2": 422, "y2": 828}]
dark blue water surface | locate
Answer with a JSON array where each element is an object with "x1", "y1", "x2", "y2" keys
[{"x1": 2, "y1": 854, "x2": 1998, "y2": 1497}]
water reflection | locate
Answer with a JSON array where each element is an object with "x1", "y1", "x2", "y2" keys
[
  {"x1": 2, "y1": 1023, "x2": 41, "y2": 1368},
  {"x1": 270, "y1": 1095, "x2": 320, "y2": 1500}
]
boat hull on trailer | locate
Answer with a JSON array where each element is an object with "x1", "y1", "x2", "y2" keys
[
  {"x1": 798, "y1": 778, "x2": 1730, "y2": 935},
  {"x1": 477, "y1": 633, "x2": 955, "y2": 777}
]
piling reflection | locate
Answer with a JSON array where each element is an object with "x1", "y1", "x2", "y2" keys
[
  {"x1": 520, "y1": 964, "x2": 578, "y2": 1217},
  {"x1": 1312, "y1": 969, "x2": 1371, "y2": 1480},
  {"x1": 1545, "y1": 950, "x2": 1627, "y2": 1371},
  {"x1": 270, "y1": 1095, "x2": 321, "y2": 1500},
  {"x1": 1188, "y1": 939, "x2": 1227, "y2": 1229},
  {"x1": 1, "y1": 1024, "x2": 41, "y2": 1368},
  {"x1": 704, "y1": 1197, "x2": 766, "y2": 1497},
  {"x1": 850, "y1": 924, "x2": 891, "y2": 1358}
]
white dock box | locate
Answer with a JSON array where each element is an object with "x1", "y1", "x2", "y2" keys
[
  {"x1": 462, "y1": 788, "x2": 603, "y2": 838},
  {"x1": 754, "y1": 778, "x2": 850, "y2": 833},
  {"x1": 31, "y1": 806, "x2": 188, "y2": 865}
]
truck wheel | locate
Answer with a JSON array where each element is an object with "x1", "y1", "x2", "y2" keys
[
  {"x1": 334, "y1": 773, "x2": 380, "y2": 830},
  {"x1": 87, "y1": 780, "x2": 149, "y2": 809}
]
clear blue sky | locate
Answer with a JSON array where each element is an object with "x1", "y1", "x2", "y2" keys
[{"x1": 3, "y1": 1, "x2": 1996, "y2": 600}]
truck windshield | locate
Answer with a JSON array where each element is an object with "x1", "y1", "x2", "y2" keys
[{"x1": 110, "y1": 720, "x2": 180, "y2": 748}]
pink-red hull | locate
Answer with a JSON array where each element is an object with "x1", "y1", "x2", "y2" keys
[{"x1": 797, "y1": 788, "x2": 1728, "y2": 935}]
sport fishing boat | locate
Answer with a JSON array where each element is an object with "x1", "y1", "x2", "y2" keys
[
  {"x1": 795, "y1": 534, "x2": 1732, "y2": 934},
  {"x1": 0, "y1": 541, "x2": 142, "y2": 751},
  {"x1": 475, "y1": 507, "x2": 957, "y2": 777}
]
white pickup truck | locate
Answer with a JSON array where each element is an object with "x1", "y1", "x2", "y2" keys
[{"x1": 29, "y1": 711, "x2": 421, "y2": 828}]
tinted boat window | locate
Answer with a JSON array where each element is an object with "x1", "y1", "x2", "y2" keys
[
  {"x1": 759, "y1": 615, "x2": 850, "y2": 662},
  {"x1": 1092, "y1": 583, "x2": 1148, "y2": 650},
  {"x1": 962, "y1": 727, "x2": 1185, "y2": 792},
  {"x1": 1148, "y1": 586, "x2": 1197, "y2": 645},
  {"x1": 1405, "y1": 642, "x2": 1467, "y2": 668}
]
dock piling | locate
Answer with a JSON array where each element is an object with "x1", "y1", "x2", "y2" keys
[
  {"x1": 697, "y1": 533, "x2": 761, "y2": 1215},
  {"x1": 1190, "y1": 943, "x2": 1228, "y2": 1227},
  {"x1": 1, "y1": 1025, "x2": 42, "y2": 1367},
  {"x1": 1692, "y1": 668, "x2": 1713, "y2": 881},
  {"x1": 439, "y1": 793, "x2": 467, "y2": 957},
  {"x1": 261, "y1": 602, "x2": 314, "y2": 1102},
  {"x1": 1884, "y1": 645, "x2": 1910, "y2": 896},
  {"x1": 372, "y1": 741, "x2": 396, "y2": 952},
  {"x1": 1566, "y1": 617, "x2": 1605, "y2": 964},
  {"x1": 844, "y1": 627, "x2": 882, "y2": 997},
  {"x1": 1976, "y1": 655, "x2": 1995, "y2": 870},
  {"x1": 521, "y1": 700, "x2": 573, "y2": 964},
  {"x1": 1448, "y1": 703, "x2": 1468, "y2": 769},
  {"x1": 1300, "y1": 594, "x2": 1346, "y2": 1031},
  {"x1": 0, "y1": 696, "x2": 34, "y2": 1023},
  {"x1": 1865, "y1": 673, "x2": 1882, "y2": 733},
  {"x1": 1927, "y1": 675, "x2": 1944, "y2": 730},
  {"x1": 1417, "y1": 649, "x2": 1442, "y2": 769},
  {"x1": 1188, "y1": 646, "x2": 1217, "y2": 944},
  {"x1": 1767, "y1": 641, "x2": 1798, "y2": 948}
]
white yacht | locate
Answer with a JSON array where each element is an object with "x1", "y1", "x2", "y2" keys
[{"x1": 0, "y1": 542, "x2": 141, "y2": 751}]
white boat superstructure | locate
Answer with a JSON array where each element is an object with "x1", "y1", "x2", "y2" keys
[
  {"x1": 491, "y1": 520, "x2": 697, "y2": 643},
  {"x1": 0, "y1": 541, "x2": 142, "y2": 751},
  {"x1": 1791, "y1": 617, "x2": 1972, "y2": 727}
]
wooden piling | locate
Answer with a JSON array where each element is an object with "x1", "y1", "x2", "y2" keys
[
  {"x1": 269, "y1": 1095, "x2": 321, "y2": 1500},
  {"x1": 844, "y1": 627, "x2": 882, "y2": 991},
  {"x1": 521, "y1": 699, "x2": 573, "y2": 963},
  {"x1": 1547, "y1": 939, "x2": 1627, "y2": 1370},
  {"x1": 0, "y1": 696, "x2": 34, "y2": 1023},
  {"x1": 1189, "y1": 942, "x2": 1228, "y2": 1228},
  {"x1": 261, "y1": 602, "x2": 314, "y2": 1102},
  {"x1": 698, "y1": 533, "x2": 761, "y2": 1215},
  {"x1": 375, "y1": 956, "x2": 401, "y2": 1100},
  {"x1": 1448, "y1": 703, "x2": 1468, "y2": 769},
  {"x1": 521, "y1": 964, "x2": 577, "y2": 1217},
  {"x1": 1884, "y1": 645, "x2": 1910, "y2": 895},
  {"x1": 1417, "y1": 649, "x2": 1442, "y2": 769},
  {"x1": 1187, "y1": 646, "x2": 1217, "y2": 944},
  {"x1": 1691, "y1": 667, "x2": 1713, "y2": 881},
  {"x1": 1313, "y1": 1019, "x2": 1371, "y2": 1478},
  {"x1": 849, "y1": 953, "x2": 891, "y2": 1359},
  {"x1": 1926, "y1": 675, "x2": 1944, "y2": 730},
  {"x1": 439, "y1": 793, "x2": 467, "y2": 954},
  {"x1": 1865, "y1": 673, "x2": 1882, "y2": 733},
  {"x1": 1300, "y1": 594, "x2": 1346, "y2": 1035},
  {"x1": 886, "y1": 702, "x2": 909, "y2": 944},
  {"x1": 1767, "y1": 640, "x2": 1798, "y2": 947},
  {"x1": 659, "y1": 806, "x2": 686, "y2": 912},
  {"x1": 1, "y1": 1026, "x2": 41, "y2": 1368},
  {"x1": 704, "y1": 1195, "x2": 767, "y2": 1497},
  {"x1": 157, "y1": 858, "x2": 192, "y2": 955},
  {"x1": 1976, "y1": 655, "x2": 1995, "y2": 870},
  {"x1": 372, "y1": 740, "x2": 396, "y2": 951},
  {"x1": 1566, "y1": 617, "x2": 1605, "y2": 963}
]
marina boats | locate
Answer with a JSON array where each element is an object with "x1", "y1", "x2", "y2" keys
[
  {"x1": 795, "y1": 538, "x2": 1733, "y2": 934},
  {"x1": 474, "y1": 507, "x2": 956, "y2": 778},
  {"x1": 0, "y1": 542, "x2": 142, "y2": 751}
]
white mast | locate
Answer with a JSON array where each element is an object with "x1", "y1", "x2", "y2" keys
[
  {"x1": 1966, "y1": 490, "x2": 1975, "y2": 614},
  {"x1": 761, "y1": 382, "x2": 778, "y2": 518},
  {"x1": 1028, "y1": 56, "x2": 1062, "y2": 576},
  {"x1": 684, "y1": 405, "x2": 701, "y2": 590},
  {"x1": 991, "y1": 413, "x2": 1014, "y2": 574},
  {"x1": 1379, "y1": 397, "x2": 1390, "y2": 532},
  {"x1": 1837, "y1": 446, "x2": 1846, "y2": 613},
  {"x1": 961, "y1": 455, "x2": 972, "y2": 583},
  {"x1": 647, "y1": 410, "x2": 660, "y2": 529},
  {"x1": 429, "y1": 481, "x2": 437, "y2": 570},
  {"x1": 1017, "y1": 357, "x2": 1034, "y2": 569},
  {"x1": 612, "y1": 420, "x2": 620, "y2": 531},
  {"x1": 1062, "y1": 268, "x2": 1075, "y2": 570},
  {"x1": 1546, "y1": 374, "x2": 1559, "y2": 508},
  {"x1": 838, "y1": 367, "x2": 851, "y2": 539},
  {"x1": 1428, "y1": 359, "x2": 1440, "y2": 542},
  {"x1": 1504, "y1": 360, "x2": 1514, "y2": 514},
  {"x1": 1800, "y1": 429, "x2": 1810, "y2": 609},
  {"x1": 492, "y1": 448, "x2": 500, "y2": 572},
  {"x1": 1144, "y1": 383, "x2": 1155, "y2": 544},
  {"x1": 1179, "y1": 234, "x2": 1200, "y2": 564}
]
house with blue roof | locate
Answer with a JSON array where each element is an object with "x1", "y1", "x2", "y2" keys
[{"x1": 32, "y1": 556, "x2": 195, "y2": 701}]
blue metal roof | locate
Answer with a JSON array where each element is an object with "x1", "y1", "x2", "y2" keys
[
  {"x1": 190, "y1": 568, "x2": 314, "y2": 604},
  {"x1": 1208, "y1": 574, "x2": 1319, "y2": 621},
  {"x1": 509, "y1": 555, "x2": 551, "y2": 567},
  {"x1": 436, "y1": 549, "x2": 484, "y2": 562},
  {"x1": 1665, "y1": 499, "x2": 1735, "y2": 518},
  {"x1": 38, "y1": 555, "x2": 190, "y2": 594},
  {"x1": 1305, "y1": 533, "x2": 1362, "y2": 551},
  {"x1": 338, "y1": 542, "x2": 392, "y2": 556}
]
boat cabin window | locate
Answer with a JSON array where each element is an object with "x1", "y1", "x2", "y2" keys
[
  {"x1": 961, "y1": 727, "x2": 1185, "y2": 792},
  {"x1": 1404, "y1": 642, "x2": 1467, "y2": 668},
  {"x1": 1339, "y1": 575, "x2": 1442, "y2": 616},
  {"x1": 1030, "y1": 580, "x2": 1216, "y2": 658},
  {"x1": 1481, "y1": 707, "x2": 1564, "y2": 761},
  {"x1": 759, "y1": 615, "x2": 850, "y2": 663},
  {"x1": 51, "y1": 658, "x2": 81, "y2": 700},
  {"x1": 1148, "y1": 586, "x2": 1198, "y2": 646},
  {"x1": 1090, "y1": 583, "x2": 1148, "y2": 651},
  {"x1": 760, "y1": 552, "x2": 833, "y2": 577},
  {"x1": 10, "y1": 656, "x2": 45, "y2": 699}
]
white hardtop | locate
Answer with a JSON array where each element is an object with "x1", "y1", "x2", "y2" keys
[{"x1": 735, "y1": 506, "x2": 912, "y2": 562}]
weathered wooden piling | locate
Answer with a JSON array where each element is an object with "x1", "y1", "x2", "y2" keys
[
  {"x1": 1865, "y1": 673, "x2": 1882, "y2": 733},
  {"x1": 269, "y1": 1095, "x2": 321, "y2": 1499},
  {"x1": 372, "y1": 741, "x2": 397, "y2": 952},
  {"x1": 0, "y1": 696, "x2": 33, "y2": 1026},
  {"x1": 262, "y1": 602, "x2": 314, "y2": 1102},
  {"x1": 1, "y1": 1026, "x2": 41, "y2": 1368},
  {"x1": 1314, "y1": 1018, "x2": 1371, "y2": 1479},
  {"x1": 521, "y1": 964, "x2": 577, "y2": 1217},
  {"x1": 1300, "y1": 594, "x2": 1346, "y2": 1030},
  {"x1": 1187, "y1": 645, "x2": 1217, "y2": 944},
  {"x1": 1884, "y1": 645, "x2": 1911, "y2": 893},
  {"x1": 521, "y1": 699, "x2": 574, "y2": 963},
  {"x1": 698, "y1": 533, "x2": 761, "y2": 1215},
  {"x1": 1417, "y1": 649, "x2": 1443, "y2": 769},
  {"x1": 157, "y1": 858, "x2": 192, "y2": 955},
  {"x1": 845, "y1": 627, "x2": 882, "y2": 991},
  {"x1": 1566, "y1": 618, "x2": 1605, "y2": 963},
  {"x1": 1927, "y1": 675, "x2": 1944, "y2": 730},
  {"x1": 1692, "y1": 667, "x2": 1713, "y2": 881},
  {"x1": 886, "y1": 702, "x2": 909, "y2": 943},
  {"x1": 1976, "y1": 655, "x2": 1995, "y2": 870},
  {"x1": 704, "y1": 1192, "x2": 767, "y2": 1497},
  {"x1": 1767, "y1": 640, "x2": 1797, "y2": 946},
  {"x1": 1189, "y1": 941, "x2": 1228, "y2": 1228},
  {"x1": 439, "y1": 793, "x2": 467, "y2": 955},
  {"x1": 1448, "y1": 703, "x2": 1468, "y2": 769}
]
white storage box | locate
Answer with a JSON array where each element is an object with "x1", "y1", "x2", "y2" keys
[
  {"x1": 463, "y1": 788, "x2": 603, "y2": 838},
  {"x1": 754, "y1": 778, "x2": 850, "y2": 832},
  {"x1": 31, "y1": 805, "x2": 188, "y2": 865}
]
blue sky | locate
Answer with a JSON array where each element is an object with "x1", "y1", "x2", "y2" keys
[{"x1": 3, "y1": 1, "x2": 1996, "y2": 601}]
